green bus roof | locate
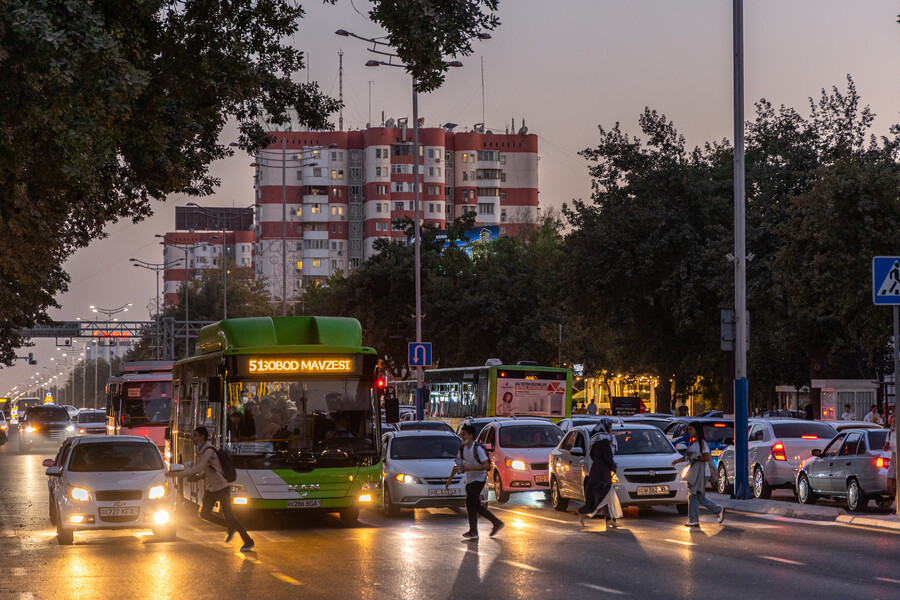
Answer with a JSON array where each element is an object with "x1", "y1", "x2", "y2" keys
[{"x1": 196, "y1": 316, "x2": 375, "y2": 356}]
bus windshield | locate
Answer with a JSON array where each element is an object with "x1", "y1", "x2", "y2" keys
[
  {"x1": 121, "y1": 382, "x2": 171, "y2": 426},
  {"x1": 224, "y1": 379, "x2": 377, "y2": 469}
]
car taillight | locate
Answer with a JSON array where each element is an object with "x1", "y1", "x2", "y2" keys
[
  {"x1": 801, "y1": 435, "x2": 818, "y2": 440},
  {"x1": 771, "y1": 442, "x2": 787, "y2": 461},
  {"x1": 876, "y1": 456, "x2": 890, "y2": 470}
]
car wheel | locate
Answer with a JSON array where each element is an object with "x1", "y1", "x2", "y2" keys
[
  {"x1": 550, "y1": 477, "x2": 569, "y2": 512},
  {"x1": 752, "y1": 467, "x2": 772, "y2": 500},
  {"x1": 493, "y1": 472, "x2": 510, "y2": 503},
  {"x1": 797, "y1": 474, "x2": 818, "y2": 505},
  {"x1": 717, "y1": 463, "x2": 732, "y2": 495},
  {"x1": 382, "y1": 482, "x2": 400, "y2": 517},
  {"x1": 676, "y1": 503, "x2": 689, "y2": 515},
  {"x1": 56, "y1": 521, "x2": 74, "y2": 545},
  {"x1": 847, "y1": 478, "x2": 868, "y2": 512},
  {"x1": 49, "y1": 499, "x2": 57, "y2": 526},
  {"x1": 339, "y1": 507, "x2": 360, "y2": 525},
  {"x1": 154, "y1": 524, "x2": 177, "y2": 541}
]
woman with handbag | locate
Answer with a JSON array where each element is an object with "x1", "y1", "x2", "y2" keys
[
  {"x1": 672, "y1": 421, "x2": 725, "y2": 528},
  {"x1": 578, "y1": 419, "x2": 620, "y2": 528}
]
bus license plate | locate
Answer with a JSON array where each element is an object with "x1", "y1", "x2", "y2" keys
[
  {"x1": 534, "y1": 475, "x2": 549, "y2": 484},
  {"x1": 711, "y1": 450, "x2": 722, "y2": 456},
  {"x1": 428, "y1": 489, "x2": 462, "y2": 497},
  {"x1": 636, "y1": 485, "x2": 669, "y2": 496},
  {"x1": 287, "y1": 499, "x2": 321, "y2": 508},
  {"x1": 99, "y1": 507, "x2": 139, "y2": 517}
]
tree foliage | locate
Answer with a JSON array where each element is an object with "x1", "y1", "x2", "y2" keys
[{"x1": 0, "y1": 0, "x2": 339, "y2": 366}]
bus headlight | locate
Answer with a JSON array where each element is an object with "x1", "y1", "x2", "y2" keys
[
  {"x1": 358, "y1": 494, "x2": 372, "y2": 502},
  {"x1": 232, "y1": 497, "x2": 248, "y2": 505},
  {"x1": 68, "y1": 486, "x2": 90, "y2": 502},
  {"x1": 148, "y1": 485, "x2": 166, "y2": 500}
]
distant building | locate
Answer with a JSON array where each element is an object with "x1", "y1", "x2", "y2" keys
[{"x1": 252, "y1": 121, "x2": 539, "y2": 297}]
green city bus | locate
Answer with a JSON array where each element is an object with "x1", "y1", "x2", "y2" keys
[
  {"x1": 395, "y1": 364, "x2": 573, "y2": 430},
  {"x1": 170, "y1": 316, "x2": 383, "y2": 524}
]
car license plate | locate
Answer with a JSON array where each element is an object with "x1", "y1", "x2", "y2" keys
[
  {"x1": 636, "y1": 485, "x2": 669, "y2": 496},
  {"x1": 428, "y1": 489, "x2": 463, "y2": 497},
  {"x1": 711, "y1": 450, "x2": 722, "y2": 456},
  {"x1": 99, "y1": 507, "x2": 139, "y2": 517},
  {"x1": 287, "y1": 499, "x2": 321, "y2": 508},
  {"x1": 533, "y1": 475, "x2": 549, "y2": 484}
]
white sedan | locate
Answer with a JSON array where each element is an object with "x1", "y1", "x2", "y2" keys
[
  {"x1": 44, "y1": 435, "x2": 183, "y2": 545},
  {"x1": 549, "y1": 424, "x2": 689, "y2": 514},
  {"x1": 381, "y1": 430, "x2": 473, "y2": 516}
]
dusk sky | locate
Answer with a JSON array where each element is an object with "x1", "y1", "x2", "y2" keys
[{"x1": 4, "y1": 1, "x2": 900, "y2": 396}]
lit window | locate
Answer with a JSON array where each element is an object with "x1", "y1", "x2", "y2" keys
[
  {"x1": 297, "y1": 260, "x2": 303, "y2": 271},
  {"x1": 312, "y1": 259, "x2": 322, "y2": 268}
]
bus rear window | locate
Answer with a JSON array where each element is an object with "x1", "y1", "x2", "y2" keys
[{"x1": 122, "y1": 382, "x2": 171, "y2": 425}]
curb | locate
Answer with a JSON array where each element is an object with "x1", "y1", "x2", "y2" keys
[{"x1": 835, "y1": 514, "x2": 900, "y2": 531}]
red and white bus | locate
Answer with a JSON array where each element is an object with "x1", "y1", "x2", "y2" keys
[{"x1": 106, "y1": 361, "x2": 173, "y2": 454}]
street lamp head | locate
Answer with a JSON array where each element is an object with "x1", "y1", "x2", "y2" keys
[
  {"x1": 249, "y1": 162, "x2": 259, "y2": 167},
  {"x1": 186, "y1": 202, "x2": 199, "y2": 207},
  {"x1": 477, "y1": 33, "x2": 492, "y2": 40},
  {"x1": 365, "y1": 60, "x2": 381, "y2": 67},
  {"x1": 228, "y1": 142, "x2": 240, "y2": 147},
  {"x1": 446, "y1": 61, "x2": 464, "y2": 68},
  {"x1": 335, "y1": 29, "x2": 350, "y2": 37}
]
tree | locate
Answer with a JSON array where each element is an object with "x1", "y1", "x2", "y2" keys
[{"x1": 0, "y1": 0, "x2": 339, "y2": 366}]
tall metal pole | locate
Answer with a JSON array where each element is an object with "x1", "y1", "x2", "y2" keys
[
  {"x1": 155, "y1": 268, "x2": 161, "y2": 359},
  {"x1": 222, "y1": 224, "x2": 228, "y2": 319},
  {"x1": 281, "y1": 136, "x2": 288, "y2": 316},
  {"x1": 894, "y1": 306, "x2": 899, "y2": 509},
  {"x1": 185, "y1": 246, "x2": 191, "y2": 357},
  {"x1": 93, "y1": 338, "x2": 98, "y2": 409},
  {"x1": 732, "y1": 0, "x2": 750, "y2": 499},
  {"x1": 413, "y1": 77, "x2": 424, "y2": 420}
]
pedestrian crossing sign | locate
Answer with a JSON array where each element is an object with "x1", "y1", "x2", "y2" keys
[{"x1": 873, "y1": 257, "x2": 900, "y2": 305}]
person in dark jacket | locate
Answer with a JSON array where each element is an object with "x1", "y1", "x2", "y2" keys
[{"x1": 578, "y1": 419, "x2": 618, "y2": 528}]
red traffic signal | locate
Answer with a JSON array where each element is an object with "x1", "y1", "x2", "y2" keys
[{"x1": 376, "y1": 378, "x2": 386, "y2": 389}]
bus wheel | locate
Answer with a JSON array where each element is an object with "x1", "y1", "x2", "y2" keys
[{"x1": 340, "y1": 507, "x2": 360, "y2": 525}]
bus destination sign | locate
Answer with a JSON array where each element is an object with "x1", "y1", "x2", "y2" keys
[{"x1": 240, "y1": 357, "x2": 355, "y2": 375}]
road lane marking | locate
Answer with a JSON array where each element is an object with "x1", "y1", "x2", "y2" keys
[
  {"x1": 491, "y1": 507, "x2": 574, "y2": 525},
  {"x1": 272, "y1": 573, "x2": 302, "y2": 585},
  {"x1": 759, "y1": 555, "x2": 804, "y2": 565},
  {"x1": 875, "y1": 577, "x2": 900, "y2": 584},
  {"x1": 500, "y1": 560, "x2": 542, "y2": 572},
  {"x1": 580, "y1": 583, "x2": 628, "y2": 595},
  {"x1": 662, "y1": 538, "x2": 696, "y2": 546}
]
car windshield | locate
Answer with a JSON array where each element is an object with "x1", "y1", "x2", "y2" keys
[
  {"x1": 223, "y1": 379, "x2": 377, "y2": 470},
  {"x1": 122, "y1": 381, "x2": 171, "y2": 426},
  {"x1": 398, "y1": 422, "x2": 453, "y2": 432},
  {"x1": 68, "y1": 442, "x2": 164, "y2": 472},
  {"x1": 27, "y1": 407, "x2": 70, "y2": 423},
  {"x1": 771, "y1": 422, "x2": 836, "y2": 439},
  {"x1": 499, "y1": 425, "x2": 563, "y2": 448},
  {"x1": 868, "y1": 431, "x2": 889, "y2": 449},
  {"x1": 390, "y1": 436, "x2": 460, "y2": 460},
  {"x1": 703, "y1": 423, "x2": 734, "y2": 443},
  {"x1": 613, "y1": 428, "x2": 674, "y2": 454},
  {"x1": 77, "y1": 412, "x2": 106, "y2": 424}
]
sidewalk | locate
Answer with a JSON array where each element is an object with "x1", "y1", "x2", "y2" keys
[{"x1": 705, "y1": 492, "x2": 900, "y2": 531}]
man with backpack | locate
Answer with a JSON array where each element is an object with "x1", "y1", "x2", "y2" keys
[
  {"x1": 445, "y1": 424, "x2": 504, "y2": 539},
  {"x1": 167, "y1": 426, "x2": 255, "y2": 551}
]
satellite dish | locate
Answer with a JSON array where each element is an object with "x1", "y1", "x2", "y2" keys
[
  {"x1": 385, "y1": 118, "x2": 396, "y2": 128},
  {"x1": 517, "y1": 125, "x2": 528, "y2": 135}
]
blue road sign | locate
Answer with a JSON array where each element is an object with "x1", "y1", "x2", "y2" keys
[
  {"x1": 408, "y1": 342, "x2": 432, "y2": 367},
  {"x1": 873, "y1": 257, "x2": 900, "y2": 305}
]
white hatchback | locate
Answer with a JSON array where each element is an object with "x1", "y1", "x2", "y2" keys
[{"x1": 44, "y1": 435, "x2": 183, "y2": 545}]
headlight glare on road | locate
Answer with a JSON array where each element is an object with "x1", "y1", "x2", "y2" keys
[
  {"x1": 505, "y1": 458, "x2": 527, "y2": 471},
  {"x1": 153, "y1": 510, "x2": 170, "y2": 524},
  {"x1": 394, "y1": 473, "x2": 422, "y2": 484},
  {"x1": 148, "y1": 485, "x2": 166, "y2": 499},
  {"x1": 68, "y1": 486, "x2": 90, "y2": 501}
]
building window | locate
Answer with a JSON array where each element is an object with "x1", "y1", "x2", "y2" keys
[
  {"x1": 500, "y1": 154, "x2": 506, "y2": 165},
  {"x1": 462, "y1": 190, "x2": 469, "y2": 200},
  {"x1": 500, "y1": 172, "x2": 506, "y2": 182},
  {"x1": 312, "y1": 150, "x2": 321, "y2": 159},
  {"x1": 339, "y1": 225, "x2": 343, "y2": 233},
  {"x1": 478, "y1": 203, "x2": 495, "y2": 215},
  {"x1": 462, "y1": 171, "x2": 468, "y2": 182},
  {"x1": 332, "y1": 188, "x2": 343, "y2": 197},
  {"x1": 395, "y1": 202, "x2": 404, "y2": 211},
  {"x1": 376, "y1": 203, "x2": 382, "y2": 213},
  {"x1": 375, "y1": 148, "x2": 383, "y2": 159},
  {"x1": 501, "y1": 208, "x2": 507, "y2": 222},
  {"x1": 312, "y1": 259, "x2": 322, "y2": 268},
  {"x1": 330, "y1": 206, "x2": 344, "y2": 216},
  {"x1": 332, "y1": 260, "x2": 338, "y2": 270},
  {"x1": 313, "y1": 167, "x2": 322, "y2": 177},
  {"x1": 462, "y1": 152, "x2": 469, "y2": 163},
  {"x1": 296, "y1": 169, "x2": 304, "y2": 180},
  {"x1": 428, "y1": 148, "x2": 435, "y2": 158},
  {"x1": 501, "y1": 190, "x2": 507, "y2": 201},
  {"x1": 375, "y1": 166, "x2": 382, "y2": 176},
  {"x1": 297, "y1": 260, "x2": 303, "y2": 271},
  {"x1": 383, "y1": 202, "x2": 389, "y2": 213},
  {"x1": 331, "y1": 169, "x2": 344, "y2": 180},
  {"x1": 332, "y1": 224, "x2": 337, "y2": 233}
]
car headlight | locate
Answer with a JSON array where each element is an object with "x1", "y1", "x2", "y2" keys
[
  {"x1": 505, "y1": 458, "x2": 527, "y2": 471},
  {"x1": 65, "y1": 425, "x2": 75, "y2": 432},
  {"x1": 148, "y1": 485, "x2": 167, "y2": 500},
  {"x1": 68, "y1": 486, "x2": 90, "y2": 502},
  {"x1": 77, "y1": 428, "x2": 86, "y2": 434},
  {"x1": 394, "y1": 473, "x2": 423, "y2": 485},
  {"x1": 25, "y1": 426, "x2": 36, "y2": 433},
  {"x1": 611, "y1": 472, "x2": 619, "y2": 484}
]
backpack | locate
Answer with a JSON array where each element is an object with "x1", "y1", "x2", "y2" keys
[{"x1": 206, "y1": 446, "x2": 237, "y2": 483}]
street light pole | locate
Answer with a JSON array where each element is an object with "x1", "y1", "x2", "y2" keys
[
  {"x1": 131, "y1": 258, "x2": 180, "y2": 358},
  {"x1": 282, "y1": 136, "x2": 287, "y2": 316},
  {"x1": 411, "y1": 76, "x2": 424, "y2": 418}
]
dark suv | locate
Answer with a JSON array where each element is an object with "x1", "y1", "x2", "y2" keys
[{"x1": 19, "y1": 405, "x2": 73, "y2": 453}]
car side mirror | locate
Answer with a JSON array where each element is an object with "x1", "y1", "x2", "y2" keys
[
  {"x1": 675, "y1": 443, "x2": 687, "y2": 453},
  {"x1": 811, "y1": 449, "x2": 821, "y2": 457},
  {"x1": 45, "y1": 466, "x2": 62, "y2": 477},
  {"x1": 168, "y1": 464, "x2": 185, "y2": 472},
  {"x1": 42, "y1": 459, "x2": 55, "y2": 468},
  {"x1": 571, "y1": 447, "x2": 585, "y2": 456}
]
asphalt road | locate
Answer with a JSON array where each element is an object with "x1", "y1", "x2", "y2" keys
[{"x1": 2, "y1": 432, "x2": 899, "y2": 600}]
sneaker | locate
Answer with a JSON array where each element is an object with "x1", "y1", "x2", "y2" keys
[
  {"x1": 606, "y1": 519, "x2": 619, "y2": 529},
  {"x1": 489, "y1": 522, "x2": 505, "y2": 537},
  {"x1": 240, "y1": 541, "x2": 255, "y2": 552},
  {"x1": 462, "y1": 531, "x2": 478, "y2": 539},
  {"x1": 718, "y1": 508, "x2": 726, "y2": 524},
  {"x1": 225, "y1": 529, "x2": 235, "y2": 543},
  {"x1": 684, "y1": 521, "x2": 700, "y2": 528}
]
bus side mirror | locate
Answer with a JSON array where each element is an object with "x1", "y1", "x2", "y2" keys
[{"x1": 208, "y1": 377, "x2": 223, "y2": 404}]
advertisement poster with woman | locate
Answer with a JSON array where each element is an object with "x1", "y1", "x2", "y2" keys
[{"x1": 496, "y1": 379, "x2": 565, "y2": 417}]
